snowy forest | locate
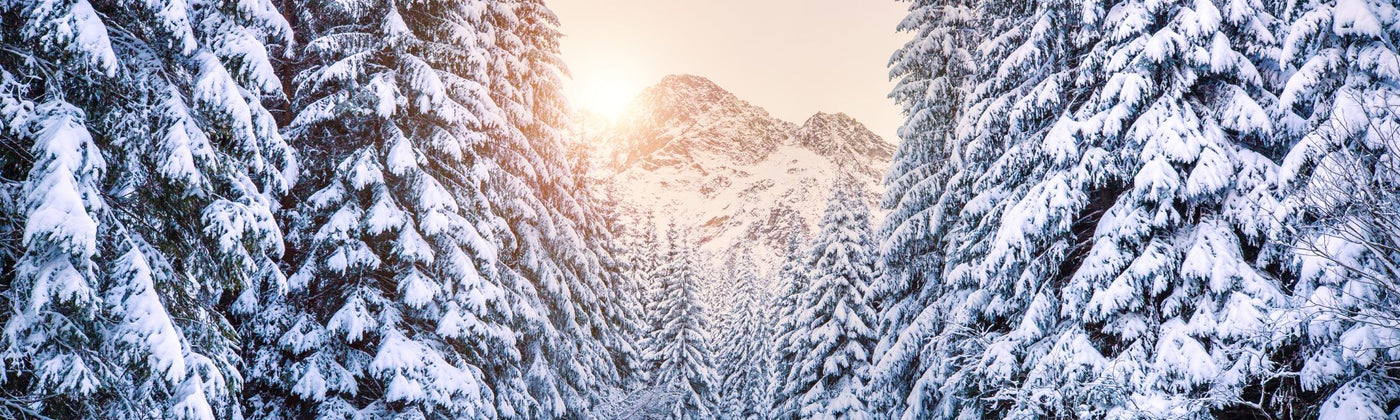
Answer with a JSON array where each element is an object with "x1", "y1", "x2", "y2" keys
[{"x1": 0, "y1": 0, "x2": 1397, "y2": 419}]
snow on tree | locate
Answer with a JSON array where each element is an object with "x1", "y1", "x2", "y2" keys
[
  {"x1": 559, "y1": 110, "x2": 649, "y2": 402},
  {"x1": 251, "y1": 0, "x2": 506, "y2": 416},
  {"x1": 244, "y1": 0, "x2": 640, "y2": 417},
  {"x1": 637, "y1": 216, "x2": 673, "y2": 383},
  {"x1": 1047, "y1": 0, "x2": 1292, "y2": 416},
  {"x1": 0, "y1": 0, "x2": 295, "y2": 417},
  {"x1": 2, "y1": 94, "x2": 110, "y2": 417},
  {"x1": 705, "y1": 250, "x2": 761, "y2": 364},
  {"x1": 650, "y1": 228, "x2": 720, "y2": 419},
  {"x1": 584, "y1": 175, "x2": 648, "y2": 393},
  {"x1": 872, "y1": 0, "x2": 1297, "y2": 417},
  {"x1": 768, "y1": 230, "x2": 809, "y2": 419},
  {"x1": 591, "y1": 381, "x2": 692, "y2": 419},
  {"x1": 716, "y1": 257, "x2": 771, "y2": 419},
  {"x1": 782, "y1": 181, "x2": 877, "y2": 420},
  {"x1": 0, "y1": 73, "x2": 23, "y2": 341},
  {"x1": 1276, "y1": 0, "x2": 1400, "y2": 416},
  {"x1": 867, "y1": 0, "x2": 981, "y2": 416},
  {"x1": 869, "y1": 0, "x2": 1090, "y2": 415},
  {"x1": 476, "y1": 0, "x2": 642, "y2": 413}
]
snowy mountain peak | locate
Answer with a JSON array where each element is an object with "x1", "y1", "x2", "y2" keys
[
  {"x1": 621, "y1": 75, "x2": 766, "y2": 126},
  {"x1": 608, "y1": 75, "x2": 794, "y2": 170},
  {"x1": 803, "y1": 111, "x2": 857, "y2": 124},
  {"x1": 580, "y1": 75, "x2": 894, "y2": 274},
  {"x1": 652, "y1": 74, "x2": 733, "y2": 98},
  {"x1": 798, "y1": 112, "x2": 869, "y2": 138},
  {"x1": 794, "y1": 112, "x2": 893, "y2": 177}
]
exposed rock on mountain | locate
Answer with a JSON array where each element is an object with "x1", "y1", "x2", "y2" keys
[{"x1": 577, "y1": 75, "x2": 894, "y2": 272}]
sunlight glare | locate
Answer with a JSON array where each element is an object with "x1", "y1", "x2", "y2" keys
[{"x1": 568, "y1": 70, "x2": 647, "y2": 121}]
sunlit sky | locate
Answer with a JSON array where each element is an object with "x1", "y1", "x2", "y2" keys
[{"x1": 551, "y1": 0, "x2": 908, "y2": 141}]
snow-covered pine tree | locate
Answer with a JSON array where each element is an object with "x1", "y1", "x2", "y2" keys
[
  {"x1": 1051, "y1": 0, "x2": 1293, "y2": 416},
  {"x1": 867, "y1": 0, "x2": 981, "y2": 416},
  {"x1": 253, "y1": 0, "x2": 510, "y2": 417},
  {"x1": 707, "y1": 256, "x2": 741, "y2": 344},
  {"x1": 477, "y1": 1, "x2": 640, "y2": 413},
  {"x1": 256, "y1": 0, "x2": 640, "y2": 416},
  {"x1": 874, "y1": 0, "x2": 1296, "y2": 417},
  {"x1": 753, "y1": 270, "x2": 779, "y2": 419},
  {"x1": 0, "y1": 73, "x2": 22, "y2": 325},
  {"x1": 1276, "y1": 0, "x2": 1400, "y2": 416},
  {"x1": 717, "y1": 257, "x2": 771, "y2": 420},
  {"x1": 0, "y1": 0, "x2": 295, "y2": 417},
  {"x1": 652, "y1": 229, "x2": 719, "y2": 419},
  {"x1": 0, "y1": 68, "x2": 108, "y2": 419},
  {"x1": 637, "y1": 216, "x2": 672, "y2": 382},
  {"x1": 785, "y1": 181, "x2": 877, "y2": 419},
  {"x1": 870, "y1": 0, "x2": 1087, "y2": 415},
  {"x1": 583, "y1": 173, "x2": 647, "y2": 394},
  {"x1": 768, "y1": 230, "x2": 809, "y2": 420}
]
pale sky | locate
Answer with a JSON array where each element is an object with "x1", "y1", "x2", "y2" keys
[{"x1": 551, "y1": 0, "x2": 909, "y2": 141}]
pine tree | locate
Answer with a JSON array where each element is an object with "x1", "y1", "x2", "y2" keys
[
  {"x1": 0, "y1": 73, "x2": 23, "y2": 340},
  {"x1": 253, "y1": 0, "x2": 508, "y2": 416},
  {"x1": 1276, "y1": 0, "x2": 1400, "y2": 416},
  {"x1": 869, "y1": 0, "x2": 1077, "y2": 414},
  {"x1": 479, "y1": 1, "x2": 640, "y2": 413},
  {"x1": 768, "y1": 230, "x2": 809, "y2": 419},
  {"x1": 586, "y1": 175, "x2": 648, "y2": 395},
  {"x1": 717, "y1": 258, "x2": 771, "y2": 419},
  {"x1": 635, "y1": 217, "x2": 670, "y2": 382},
  {"x1": 867, "y1": 0, "x2": 981, "y2": 416},
  {"x1": 706, "y1": 256, "x2": 741, "y2": 345},
  {"x1": 785, "y1": 182, "x2": 877, "y2": 419},
  {"x1": 249, "y1": 0, "x2": 641, "y2": 416},
  {"x1": 0, "y1": 0, "x2": 295, "y2": 417},
  {"x1": 652, "y1": 229, "x2": 719, "y2": 419},
  {"x1": 1052, "y1": 0, "x2": 1291, "y2": 416},
  {"x1": 873, "y1": 0, "x2": 1296, "y2": 417}
]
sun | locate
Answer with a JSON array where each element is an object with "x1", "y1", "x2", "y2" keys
[{"x1": 568, "y1": 72, "x2": 646, "y2": 121}]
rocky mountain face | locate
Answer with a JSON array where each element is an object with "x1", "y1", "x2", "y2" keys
[{"x1": 576, "y1": 75, "x2": 894, "y2": 274}]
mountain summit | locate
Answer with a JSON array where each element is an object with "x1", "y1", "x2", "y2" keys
[
  {"x1": 597, "y1": 75, "x2": 794, "y2": 170},
  {"x1": 577, "y1": 75, "x2": 894, "y2": 272},
  {"x1": 794, "y1": 112, "x2": 891, "y2": 176}
]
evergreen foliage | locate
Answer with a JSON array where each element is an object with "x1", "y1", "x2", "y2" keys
[
  {"x1": 716, "y1": 258, "x2": 771, "y2": 420},
  {"x1": 768, "y1": 230, "x2": 811, "y2": 419},
  {"x1": 1, "y1": 0, "x2": 1398, "y2": 418},
  {"x1": 1276, "y1": 0, "x2": 1400, "y2": 416},
  {"x1": 650, "y1": 229, "x2": 719, "y2": 419},
  {"x1": 871, "y1": 0, "x2": 1307, "y2": 418},
  {"x1": 243, "y1": 0, "x2": 641, "y2": 417},
  {"x1": 0, "y1": 0, "x2": 295, "y2": 417},
  {"x1": 788, "y1": 181, "x2": 877, "y2": 419}
]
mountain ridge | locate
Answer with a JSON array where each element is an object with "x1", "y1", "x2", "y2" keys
[{"x1": 576, "y1": 74, "x2": 894, "y2": 274}]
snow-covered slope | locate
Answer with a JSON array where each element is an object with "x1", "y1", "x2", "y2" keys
[{"x1": 577, "y1": 75, "x2": 894, "y2": 272}]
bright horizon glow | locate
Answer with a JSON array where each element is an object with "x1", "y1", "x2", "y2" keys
[
  {"x1": 567, "y1": 66, "x2": 648, "y2": 121},
  {"x1": 551, "y1": 0, "x2": 907, "y2": 140}
]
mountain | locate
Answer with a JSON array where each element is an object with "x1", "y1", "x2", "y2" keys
[{"x1": 576, "y1": 75, "x2": 894, "y2": 274}]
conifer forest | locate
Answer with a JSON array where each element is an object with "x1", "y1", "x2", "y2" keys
[{"x1": 0, "y1": 0, "x2": 1397, "y2": 418}]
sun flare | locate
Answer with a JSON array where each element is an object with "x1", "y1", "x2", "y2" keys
[{"x1": 568, "y1": 71, "x2": 646, "y2": 121}]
